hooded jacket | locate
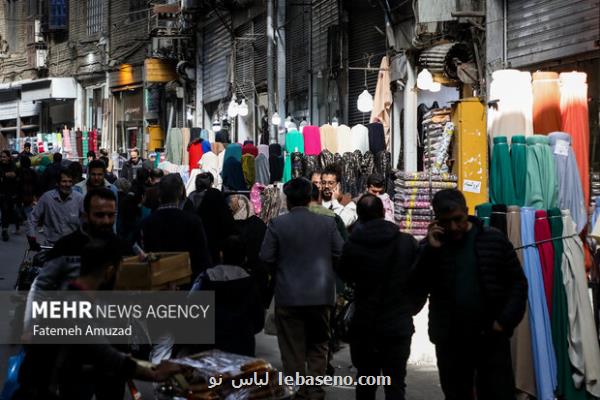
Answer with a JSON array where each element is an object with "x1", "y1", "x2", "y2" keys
[{"x1": 338, "y1": 219, "x2": 419, "y2": 338}]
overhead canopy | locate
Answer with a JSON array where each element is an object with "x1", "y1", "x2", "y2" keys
[{"x1": 20, "y1": 77, "x2": 77, "y2": 102}]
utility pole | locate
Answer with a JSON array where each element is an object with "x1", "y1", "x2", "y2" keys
[
  {"x1": 266, "y1": 0, "x2": 277, "y2": 143},
  {"x1": 276, "y1": 0, "x2": 286, "y2": 142}
]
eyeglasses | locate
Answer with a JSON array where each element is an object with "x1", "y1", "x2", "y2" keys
[
  {"x1": 437, "y1": 214, "x2": 467, "y2": 226},
  {"x1": 321, "y1": 180, "x2": 337, "y2": 187}
]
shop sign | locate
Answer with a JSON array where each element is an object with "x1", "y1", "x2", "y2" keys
[
  {"x1": 145, "y1": 58, "x2": 177, "y2": 83},
  {"x1": 109, "y1": 64, "x2": 143, "y2": 88},
  {"x1": 462, "y1": 179, "x2": 481, "y2": 194}
]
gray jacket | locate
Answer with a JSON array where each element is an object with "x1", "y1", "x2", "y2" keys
[{"x1": 259, "y1": 207, "x2": 344, "y2": 307}]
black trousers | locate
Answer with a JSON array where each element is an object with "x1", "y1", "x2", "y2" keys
[
  {"x1": 0, "y1": 194, "x2": 16, "y2": 230},
  {"x1": 435, "y1": 332, "x2": 516, "y2": 400},
  {"x1": 350, "y1": 336, "x2": 411, "y2": 400}
]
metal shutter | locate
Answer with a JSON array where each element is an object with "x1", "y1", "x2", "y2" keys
[
  {"x1": 286, "y1": 0, "x2": 310, "y2": 99},
  {"x1": 253, "y1": 16, "x2": 267, "y2": 89},
  {"x1": 234, "y1": 21, "x2": 254, "y2": 99},
  {"x1": 311, "y1": 0, "x2": 338, "y2": 73},
  {"x1": 347, "y1": 3, "x2": 386, "y2": 126},
  {"x1": 507, "y1": 0, "x2": 600, "y2": 67},
  {"x1": 203, "y1": 16, "x2": 232, "y2": 103}
]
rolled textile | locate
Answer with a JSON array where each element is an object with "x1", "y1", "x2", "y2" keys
[
  {"x1": 198, "y1": 151, "x2": 219, "y2": 188},
  {"x1": 367, "y1": 122, "x2": 385, "y2": 154},
  {"x1": 534, "y1": 210, "x2": 555, "y2": 315},
  {"x1": 283, "y1": 130, "x2": 305, "y2": 183},
  {"x1": 560, "y1": 72, "x2": 590, "y2": 207},
  {"x1": 488, "y1": 70, "x2": 534, "y2": 142},
  {"x1": 268, "y1": 144, "x2": 284, "y2": 183},
  {"x1": 303, "y1": 126, "x2": 322, "y2": 155},
  {"x1": 561, "y1": 209, "x2": 600, "y2": 397},
  {"x1": 532, "y1": 72, "x2": 562, "y2": 134},
  {"x1": 320, "y1": 124, "x2": 338, "y2": 153},
  {"x1": 397, "y1": 180, "x2": 457, "y2": 189},
  {"x1": 350, "y1": 124, "x2": 369, "y2": 153},
  {"x1": 548, "y1": 208, "x2": 587, "y2": 399},
  {"x1": 241, "y1": 154, "x2": 256, "y2": 188},
  {"x1": 475, "y1": 202, "x2": 493, "y2": 227},
  {"x1": 507, "y1": 206, "x2": 537, "y2": 399},
  {"x1": 188, "y1": 141, "x2": 204, "y2": 172},
  {"x1": 255, "y1": 154, "x2": 270, "y2": 185},
  {"x1": 525, "y1": 135, "x2": 558, "y2": 210},
  {"x1": 182, "y1": 128, "x2": 191, "y2": 166},
  {"x1": 491, "y1": 136, "x2": 517, "y2": 206},
  {"x1": 224, "y1": 143, "x2": 242, "y2": 162},
  {"x1": 431, "y1": 122, "x2": 455, "y2": 174},
  {"x1": 242, "y1": 143, "x2": 258, "y2": 157},
  {"x1": 397, "y1": 171, "x2": 458, "y2": 181},
  {"x1": 490, "y1": 204, "x2": 508, "y2": 235},
  {"x1": 511, "y1": 136, "x2": 528, "y2": 207},
  {"x1": 336, "y1": 124, "x2": 353, "y2": 154},
  {"x1": 548, "y1": 132, "x2": 586, "y2": 233},
  {"x1": 520, "y1": 207, "x2": 558, "y2": 400},
  {"x1": 258, "y1": 144, "x2": 269, "y2": 158},
  {"x1": 397, "y1": 200, "x2": 430, "y2": 209},
  {"x1": 222, "y1": 157, "x2": 247, "y2": 191}
]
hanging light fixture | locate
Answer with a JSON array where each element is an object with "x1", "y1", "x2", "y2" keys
[
  {"x1": 238, "y1": 99, "x2": 249, "y2": 117},
  {"x1": 212, "y1": 115, "x2": 222, "y2": 132},
  {"x1": 417, "y1": 68, "x2": 434, "y2": 90},
  {"x1": 331, "y1": 117, "x2": 339, "y2": 128},
  {"x1": 227, "y1": 96, "x2": 239, "y2": 118},
  {"x1": 357, "y1": 89, "x2": 374, "y2": 113},
  {"x1": 271, "y1": 112, "x2": 281, "y2": 126},
  {"x1": 429, "y1": 81, "x2": 441, "y2": 92}
]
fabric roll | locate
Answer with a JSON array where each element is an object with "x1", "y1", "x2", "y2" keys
[
  {"x1": 62, "y1": 128, "x2": 71, "y2": 154},
  {"x1": 350, "y1": 124, "x2": 369, "y2": 153},
  {"x1": 82, "y1": 131, "x2": 89, "y2": 166},
  {"x1": 268, "y1": 144, "x2": 284, "y2": 183},
  {"x1": 198, "y1": 151, "x2": 219, "y2": 188},
  {"x1": 511, "y1": 136, "x2": 528, "y2": 207},
  {"x1": 188, "y1": 142, "x2": 204, "y2": 172},
  {"x1": 242, "y1": 143, "x2": 258, "y2": 157},
  {"x1": 534, "y1": 210, "x2": 555, "y2": 315},
  {"x1": 548, "y1": 132, "x2": 586, "y2": 233},
  {"x1": 561, "y1": 72, "x2": 590, "y2": 207},
  {"x1": 525, "y1": 135, "x2": 558, "y2": 210},
  {"x1": 521, "y1": 207, "x2": 557, "y2": 400},
  {"x1": 302, "y1": 126, "x2": 322, "y2": 155},
  {"x1": 367, "y1": 122, "x2": 385, "y2": 154},
  {"x1": 258, "y1": 144, "x2": 269, "y2": 158},
  {"x1": 490, "y1": 204, "x2": 508, "y2": 235},
  {"x1": 336, "y1": 124, "x2": 353, "y2": 154},
  {"x1": 561, "y1": 209, "x2": 600, "y2": 397},
  {"x1": 283, "y1": 130, "x2": 305, "y2": 183},
  {"x1": 532, "y1": 72, "x2": 562, "y2": 134},
  {"x1": 548, "y1": 208, "x2": 587, "y2": 399},
  {"x1": 488, "y1": 70, "x2": 534, "y2": 142},
  {"x1": 491, "y1": 136, "x2": 517, "y2": 206},
  {"x1": 222, "y1": 157, "x2": 247, "y2": 191},
  {"x1": 224, "y1": 143, "x2": 242, "y2": 162},
  {"x1": 475, "y1": 202, "x2": 492, "y2": 227},
  {"x1": 320, "y1": 124, "x2": 338, "y2": 153},
  {"x1": 255, "y1": 154, "x2": 270, "y2": 185},
  {"x1": 507, "y1": 206, "x2": 537, "y2": 399},
  {"x1": 241, "y1": 154, "x2": 256, "y2": 188},
  {"x1": 182, "y1": 128, "x2": 191, "y2": 166}
]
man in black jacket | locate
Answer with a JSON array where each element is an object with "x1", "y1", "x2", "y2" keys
[
  {"x1": 415, "y1": 189, "x2": 527, "y2": 400},
  {"x1": 338, "y1": 194, "x2": 418, "y2": 400}
]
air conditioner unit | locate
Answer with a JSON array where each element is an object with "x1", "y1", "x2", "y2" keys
[
  {"x1": 34, "y1": 20, "x2": 44, "y2": 43},
  {"x1": 36, "y1": 49, "x2": 48, "y2": 69}
]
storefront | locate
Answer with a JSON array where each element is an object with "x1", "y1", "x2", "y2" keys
[{"x1": 109, "y1": 64, "x2": 144, "y2": 155}]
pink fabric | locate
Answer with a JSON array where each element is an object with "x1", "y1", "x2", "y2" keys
[
  {"x1": 250, "y1": 183, "x2": 266, "y2": 215},
  {"x1": 303, "y1": 126, "x2": 322, "y2": 155}
]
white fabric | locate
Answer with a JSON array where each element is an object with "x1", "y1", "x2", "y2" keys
[
  {"x1": 561, "y1": 210, "x2": 600, "y2": 397},
  {"x1": 199, "y1": 151, "x2": 219, "y2": 189},
  {"x1": 350, "y1": 124, "x2": 369, "y2": 153},
  {"x1": 186, "y1": 169, "x2": 202, "y2": 196},
  {"x1": 336, "y1": 124, "x2": 353, "y2": 154}
]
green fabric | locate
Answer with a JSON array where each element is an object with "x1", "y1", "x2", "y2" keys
[
  {"x1": 511, "y1": 135, "x2": 527, "y2": 207},
  {"x1": 82, "y1": 130, "x2": 89, "y2": 167},
  {"x1": 549, "y1": 208, "x2": 587, "y2": 399},
  {"x1": 283, "y1": 130, "x2": 304, "y2": 183},
  {"x1": 525, "y1": 135, "x2": 558, "y2": 210},
  {"x1": 475, "y1": 202, "x2": 492, "y2": 227},
  {"x1": 453, "y1": 225, "x2": 483, "y2": 333},
  {"x1": 491, "y1": 136, "x2": 517, "y2": 206}
]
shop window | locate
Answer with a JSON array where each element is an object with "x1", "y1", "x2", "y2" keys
[
  {"x1": 129, "y1": 0, "x2": 146, "y2": 21},
  {"x1": 49, "y1": 0, "x2": 68, "y2": 30},
  {"x1": 87, "y1": 0, "x2": 103, "y2": 35}
]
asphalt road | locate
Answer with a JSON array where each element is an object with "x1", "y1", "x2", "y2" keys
[{"x1": 0, "y1": 232, "x2": 443, "y2": 399}]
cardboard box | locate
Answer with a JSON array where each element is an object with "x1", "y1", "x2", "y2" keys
[{"x1": 115, "y1": 252, "x2": 192, "y2": 290}]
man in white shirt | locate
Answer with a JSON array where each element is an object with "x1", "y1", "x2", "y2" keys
[{"x1": 320, "y1": 165, "x2": 358, "y2": 228}]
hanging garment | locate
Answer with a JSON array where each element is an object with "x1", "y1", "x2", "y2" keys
[
  {"x1": 532, "y1": 72, "x2": 562, "y2": 134},
  {"x1": 341, "y1": 152, "x2": 358, "y2": 197},
  {"x1": 320, "y1": 124, "x2": 338, "y2": 153},
  {"x1": 560, "y1": 72, "x2": 590, "y2": 207},
  {"x1": 71, "y1": 130, "x2": 79, "y2": 159},
  {"x1": 375, "y1": 151, "x2": 392, "y2": 192},
  {"x1": 188, "y1": 141, "x2": 204, "y2": 172},
  {"x1": 534, "y1": 210, "x2": 555, "y2": 315},
  {"x1": 250, "y1": 183, "x2": 266, "y2": 216},
  {"x1": 258, "y1": 144, "x2": 269, "y2": 159},
  {"x1": 283, "y1": 130, "x2": 305, "y2": 183},
  {"x1": 242, "y1": 143, "x2": 258, "y2": 157},
  {"x1": 241, "y1": 154, "x2": 256, "y2": 189},
  {"x1": 507, "y1": 206, "x2": 537, "y2": 399},
  {"x1": 521, "y1": 207, "x2": 558, "y2": 400},
  {"x1": 202, "y1": 140, "x2": 212, "y2": 154},
  {"x1": 318, "y1": 150, "x2": 335, "y2": 171},
  {"x1": 304, "y1": 155, "x2": 319, "y2": 178},
  {"x1": 352, "y1": 150, "x2": 364, "y2": 195},
  {"x1": 350, "y1": 124, "x2": 369, "y2": 153},
  {"x1": 199, "y1": 151, "x2": 219, "y2": 188},
  {"x1": 475, "y1": 203, "x2": 492, "y2": 227},
  {"x1": 255, "y1": 154, "x2": 270, "y2": 185},
  {"x1": 511, "y1": 135, "x2": 528, "y2": 207},
  {"x1": 336, "y1": 124, "x2": 353, "y2": 155},
  {"x1": 490, "y1": 204, "x2": 508, "y2": 235},
  {"x1": 268, "y1": 144, "x2": 284, "y2": 183},
  {"x1": 491, "y1": 136, "x2": 517, "y2": 206},
  {"x1": 303, "y1": 126, "x2": 322, "y2": 156},
  {"x1": 62, "y1": 127, "x2": 71, "y2": 155},
  {"x1": 222, "y1": 157, "x2": 247, "y2": 191},
  {"x1": 166, "y1": 128, "x2": 184, "y2": 165},
  {"x1": 549, "y1": 132, "x2": 586, "y2": 233},
  {"x1": 548, "y1": 208, "x2": 587, "y2": 400},
  {"x1": 190, "y1": 128, "x2": 202, "y2": 142},
  {"x1": 367, "y1": 122, "x2": 385, "y2": 154},
  {"x1": 561, "y1": 210, "x2": 600, "y2": 397},
  {"x1": 182, "y1": 128, "x2": 191, "y2": 167},
  {"x1": 291, "y1": 152, "x2": 304, "y2": 179},
  {"x1": 488, "y1": 70, "x2": 534, "y2": 142},
  {"x1": 82, "y1": 131, "x2": 89, "y2": 166},
  {"x1": 358, "y1": 151, "x2": 375, "y2": 193},
  {"x1": 224, "y1": 143, "x2": 242, "y2": 162},
  {"x1": 525, "y1": 135, "x2": 558, "y2": 210},
  {"x1": 370, "y1": 56, "x2": 392, "y2": 150}
]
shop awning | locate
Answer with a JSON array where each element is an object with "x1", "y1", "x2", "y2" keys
[{"x1": 20, "y1": 77, "x2": 77, "y2": 102}]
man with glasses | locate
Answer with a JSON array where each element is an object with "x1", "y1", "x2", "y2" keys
[
  {"x1": 320, "y1": 165, "x2": 357, "y2": 228},
  {"x1": 414, "y1": 189, "x2": 527, "y2": 400}
]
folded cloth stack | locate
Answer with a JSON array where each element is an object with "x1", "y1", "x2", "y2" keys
[{"x1": 422, "y1": 108, "x2": 453, "y2": 173}]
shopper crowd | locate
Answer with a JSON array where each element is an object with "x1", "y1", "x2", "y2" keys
[{"x1": 0, "y1": 147, "x2": 529, "y2": 400}]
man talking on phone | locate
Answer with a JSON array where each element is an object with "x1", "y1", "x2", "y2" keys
[{"x1": 414, "y1": 189, "x2": 527, "y2": 400}]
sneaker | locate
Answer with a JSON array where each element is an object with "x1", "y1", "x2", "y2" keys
[{"x1": 2, "y1": 230, "x2": 8, "y2": 242}]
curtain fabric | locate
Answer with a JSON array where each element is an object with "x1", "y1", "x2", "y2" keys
[
  {"x1": 532, "y1": 72, "x2": 562, "y2": 134},
  {"x1": 525, "y1": 135, "x2": 558, "y2": 210},
  {"x1": 511, "y1": 135, "x2": 527, "y2": 207},
  {"x1": 491, "y1": 136, "x2": 517, "y2": 206}
]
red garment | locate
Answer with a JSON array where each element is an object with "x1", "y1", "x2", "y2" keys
[
  {"x1": 88, "y1": 129, "x2": 98, "y2": 153},
  {"x1": 188, "y1": 142, "x2": 204, "y2": 172},
  {"x1": 242, "y1": 143, "x2": 258, "y2": 157},
  {"x1": 534, "y1": 210, "x2": 554, "y2": 315}
]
